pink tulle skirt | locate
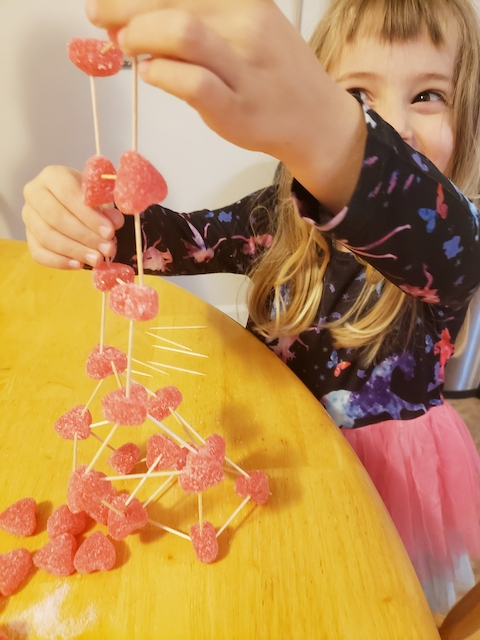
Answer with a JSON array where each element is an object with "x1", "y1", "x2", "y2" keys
[{"x1": 342, "y1": 402, "x2": 480, "y2": 614}]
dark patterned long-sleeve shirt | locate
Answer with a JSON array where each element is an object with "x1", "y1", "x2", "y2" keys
[{"x1": 114, "y1": 106, "x2": 480, "y2": 428}]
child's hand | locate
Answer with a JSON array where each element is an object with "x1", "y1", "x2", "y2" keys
[
  {"x1": 87, "y1": 0, "x2": 366, "y2": 213},
  {"x1": 22, "y1": 166, "x2": 124, "y2": 270}
]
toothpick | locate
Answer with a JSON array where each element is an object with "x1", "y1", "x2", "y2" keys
[
  {"x1": 147, "y1": 361, "x2": 206, "y2": 377},
  {"x1": 148, "y1": 518, "x2": 191, "y2": 541},
  {"x1": 216, "y1": 496, "x2": 251, "y2": 538},
  {"x1": 90, "y1": 420, "x2": 110, "y2": 428},
  {"x1": 131, "y1": 358, "x2": 170, "y2": 376},
  {"x1": 169, "y1": 409, "x2": 203, "y2": 445},
  {"x1": 90, "y1": 75, "x2": 101, "y2": 156},
  {"x1": 125, "y1": 451, "x2": 167, "y2": 505},
  {"x1": 73, "y1": 432, "x2": 78, "y2": 472},
  {"x1": 149, "y1": 326, "x2": 207, "y2": 330},
  {"x1": 91, "y1": 432, "x2": 116, "y2": 452},
  {"x1": 172, "y1": 410, "x2": 249, "y2": 478},
  {"x1": 134, "y1": 214, "x2": 144, "y2": 285},
  {"x1": 132, "y1": 56, "x2": 138, "y2": 151},
  {"x1": 143, "y1": 474, "x2": 176, "y2": 507},
  {"x1": 126, "y1": 319, "x2": 135, "y2": 396},
  {"x1": 103, "y1": 471, "x2": 182, "y2": 481},
  {"x1": 152, "y1": 345, "x2": 208, "y2": 358},
  {"x1": 101, "y1": 499, "x2": 125, "y2": 518},
  {"x1": 100, "y1": 42, "x2": 114, "y2": 54},
  {"x1": 101, "y1": 174, "x2": 117, "y2": 179},
  {"x1": 85, "y1": 423, "x2": 119, "y2": 474},
  {"x1": 111, "y1": 361, "x2": 123, "y2": 389},
  {"x1": 81, "y1": 379, "x2": 104, "y2": 416},
  {"x1": 147, "y1": 413, "x2": 197, "y2": 453},
  {"x1": 131, "y1": 369, "x2": 154, "y2": 378},
  {"x1": 145, "y1": 332, "x2": 193, "y2": 351}
]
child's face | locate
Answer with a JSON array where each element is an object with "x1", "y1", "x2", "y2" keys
[{"x1": 332, "y1": 31, "x2": 457, "y2": 174}]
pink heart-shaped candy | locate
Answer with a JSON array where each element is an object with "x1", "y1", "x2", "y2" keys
[
  {"x1": 85, "y1": 344, "x2": 128, "y2": 379},
  {"x1": 0, "y1": 497, "x2": 37, "y2": 536},
  {"x1": 200, "y1": 434, "x2": 225, "y2": 465},
  {"x1": 33, "y1": 533, "x2": 77, "y2": 577},
  {"x1": 91, "y1": 262, "x2": 135, "y2": 292},
  {"x1": 82, "y1": 155, "x2": 116, "y2": 207},
  {"x1": 67, "y1": 465, "x2": 117, "y2": 525},
  {"x1": 146, "y1": 434, "x2": 183, "y2": 470},
  {"x1": 102, "y1": 383, "x2": 148, "y2": 426},
  {"x1": 178, "y1": 451, "x2": 225, "y2": 494},
  {"x1": 114, "y1": 150, "x2": 168, "y2": 214},
  {"x1": 54, "y1": 405, "x2": 92, "y2": 440},
  {"x1": 67, "y1": 38, "x2": 124, "y2": 77},
  {"x1": 190, "y1": 522, "x2": 218, "y2": 564},
  {"x1": 47, "y1": 504, "x2": 88, "y2": 539},
  {"x1": 235, "y1": 471, "x2": 269, "y2": 505},
  {"x1": 74, "y1": 531, "x2": 116, "y2": 574},
  {"x1": 109, "y1": 283, "x2": 158, "y2": 321},
  {"x1": 0, "y1": 548, "x2": 33, "y2": 596},
  {"x1": 147, "y1": 386, "x2": 182, "y2": 422},
  {"x1": 107, "y1": 494, "x2": 148, "y2": 540},
  {"x1": 108, "y1": 442, "x2": 140, "y2": 475}
]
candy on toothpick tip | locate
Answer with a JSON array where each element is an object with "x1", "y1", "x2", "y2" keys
[
  {"x1": 146, "y1": 434, "x2": 183, "y2": 470},
  {"x1": 54, "y1": 405, "x2": 92, "y2": 440},
  {"x1": 102, "y1": 383, "x2": 148, "y2": 426},
  {"x1": 91, "y1": 263, "x2": 135, "y2": 292},
  {"x1": 74, "y1": 531, "x2": 116, "y2": 574},
  {"x1": 114, "y1": 150, "x2": 168, "y2": 214},
  {"x1": 107, "y1": 494, "x2": 148, "y2": 540},
  {"x1": 0, "y1": 498, "x2": 37, "y2": 537},
  {"x1": 33, "y1": 533, "x2": 77, "y2": 577},
  {"x1": 67, "y1": 465, "x2": 117, "y2": 525},
  {"x1": 201, "y1": 434, "x2": 226, "y2": 465},
  {"x1": 148, "y1": 386, "x2": 183, "y2": 422},
  {"x1": 86, "y1": 344, "x2": 128, "y2": 379},
  {"x1": 190, "y1": 522, "x2": 218, "y2": 564},
  {"x1": 235, "y1": 471, "x2": 269, "y2": 505},
  {"x1": 108, "y1": 442, "x2": 140, "y2": 475},
  {"x1": 178, "y1": 451, "x2": 225, "y2": 494},
  {"x1": 0, "y1": 548, "x2": 33, "y2": 596},
  {"x1": 82, "y1": 155, "x2": 117, "y2": 207},
  {"x1": 109, "y1": 282, "x2": 159, "y2": 321},
  {"x1": 47, "y1": 505, "x2": 87, "y2": 539},
  {"x1": 67, "y1": 38, "x2": 124, "y2": 77}
]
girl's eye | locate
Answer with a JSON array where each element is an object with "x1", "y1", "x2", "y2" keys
[
  {"x1": 347, "y1": 88, "x2": 369, "y2": 103},
  {"x1": 413, "y1": 91, "x2": 446, "y2": 103}
]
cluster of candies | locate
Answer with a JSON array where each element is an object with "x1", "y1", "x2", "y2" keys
[{"x1": 0, "y1": 37, "x2": 269, "y2": 603}]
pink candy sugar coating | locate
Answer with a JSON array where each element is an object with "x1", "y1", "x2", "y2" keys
[
  {"x1": 109, "y1": 283, "x2": 158, "y2": 322},
  {"x1": 147, "y1": 386, "x2": 183, "y2": 422},
  {"x1": 33, "y1": 533, "x2": 77, "y2": 577},
  {"x1": 91, "y1": 262, "x2": 135, "y2": 293},
  {"x1": 54, "y1": 405, "x2": 92, "y2": 440},
  {"x1": 178, "y1": 451, "x2": 225, "y2": 494},
  {"x1": 102, "y1": 383, "x2": 148, "y2": 426},
  {"x1": 86, "y1": 344, "x2": 128, "y2": 380},
  {"x1": 74, "y1": 531, "x2": 116, "y2": 574},
  {"x1": 47, "y1": 505, "x2": 87, "y2": 539},
  {"x1": 67, "y1": 38, "x2": 123, "y2": 77},
  {"x1": 108, "y1": 442, "x2": 140, "y2": 475},
  {"x1": 107, "y1": 494, "x2": 148, "y2": 541},
  {"x1": 114, "y1": 150, "x2": 168, "y2": 214},
  {"x1": 146, "y1": 434, "x2": 183, "y2": 470},
  {"x1": 190, "y1": 522, "x2": 218, "y2": 564},
  {"x1": 0, "y1": 548, "x2": 33, "y2": 596},
  {"x1": 82, "y1": 155, "x2": 116, "y2": 207},
  {"x1": 235, "y1": 471, "x2": 269, "y2": 505},
  {"x1": 67, "y1": 465, "x2": 117, "y2": 525},
  {"x1": 0, "y1": 498, "x2": 37, "y2": 537},
  {"x1": 200, "y1": 434, "x2": 226, "y2": 465}
]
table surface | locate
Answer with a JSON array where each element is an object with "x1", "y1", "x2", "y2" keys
[{"x1": 0, "y1": 239, "x2": 439, "y2": 639}]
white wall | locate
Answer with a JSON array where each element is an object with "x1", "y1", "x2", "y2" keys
[{"x1": 0, "y1": 0, "x2": 327, "y2": 321}]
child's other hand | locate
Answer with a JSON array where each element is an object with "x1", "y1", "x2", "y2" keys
[{"x1": 22, "y1": 166, "x2": 124, "y2": 270}]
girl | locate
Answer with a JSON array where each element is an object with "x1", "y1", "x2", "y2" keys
[{"x1": 23, "y1": 0, "x2": 480, "y2": 614}]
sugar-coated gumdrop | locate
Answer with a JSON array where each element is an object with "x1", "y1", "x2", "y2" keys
[
  {"x1": 86, "y1": 344, "x2": 128, "y2": 379},
  {"x1": 108, "y1": 442, "x2": 140, "y2": 475},
  {"x1": 190, "y1": 522, "x2": 218, "y2": 564},
  {"x1": 200, "y1": 434, "x2": 226, "y2": 465},
  {"x1": 114, "y1": 150, "x2": 168, "y2": 215},
  {"x1": 54, "y1": 405, "x2": 92, "y2": 440},
  {"x1": 0, "y1": 548, "x2": 33, "y2": 596},
  {"x1": 147, "y1": 386, "x2": 182, "y2": 422},
  {"x1": 178, "y1": 451, "x2": 225, "y2": 494},
  {"x1": 107, "y1": 494, "x2": 148, "y2": 541},
  {"x1": 33, "y1": 533, "x2": 77, "y2": 577},
  {"x1": 235, "y1": 471, "x2": 269, "y2": 505},
  {"x1": 47, "y1": 505, "x2": 87, "y2": 539},
  {"x1": 146, "y1": 434, "x2": 183, "y2": 470},
  {"x1": 91, "y1": 262, "x2": 135, "y2": 293},
  {"x1": 82, "y1": 155, "x2": 116, "y2": 207},
  {"x1": 67, "y1": 465, "x2": 117, "y2": 525},
  {"x1": 101, "y1": 383, "x2": 148, "y2": 426},
  {"x1": 0, "y1": 498, "x2": 37, "y2": 537},
  {"x1": 109, "y1": 282, "x2": 158, "y2": 321},
  {"x1": 74, "y1": 531, "x2": 116, "y2": 574},
  {"x1": 67, "y1": 38, "x2": 123, "y2": 77}
]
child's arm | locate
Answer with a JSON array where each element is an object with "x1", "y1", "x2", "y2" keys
[{"x1": 88, "y1": 0, "x2": 367, "y2": 215}]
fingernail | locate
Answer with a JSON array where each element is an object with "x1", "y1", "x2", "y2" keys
[
  {"x1": 99, "y1": 225, "x2": 112, "y2": 239},
  {"x1": 117, "y1": 28, "x2": 126, "y2": 46},
  {"x1": 86, "y1": 252, "x2": 99, "y2": 266},
  {"x1": 68, "y1": 260, "x2": 82, "y2": 269},
  {"x1": 99, "y1": 242, "x2": 112, "y2": 255}
]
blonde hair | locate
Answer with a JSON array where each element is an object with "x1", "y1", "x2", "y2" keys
[{"x1": 247, "y1": 0, "x2": 480, "y2": 364}]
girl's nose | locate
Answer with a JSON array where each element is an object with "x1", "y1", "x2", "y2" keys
[{"x1": 376, "y1": 101, "x2": 414, "y2": 146}]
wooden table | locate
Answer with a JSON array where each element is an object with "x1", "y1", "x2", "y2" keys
[{"x1": 0, "y1": 239, "x2": 439, "y2": 639}]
